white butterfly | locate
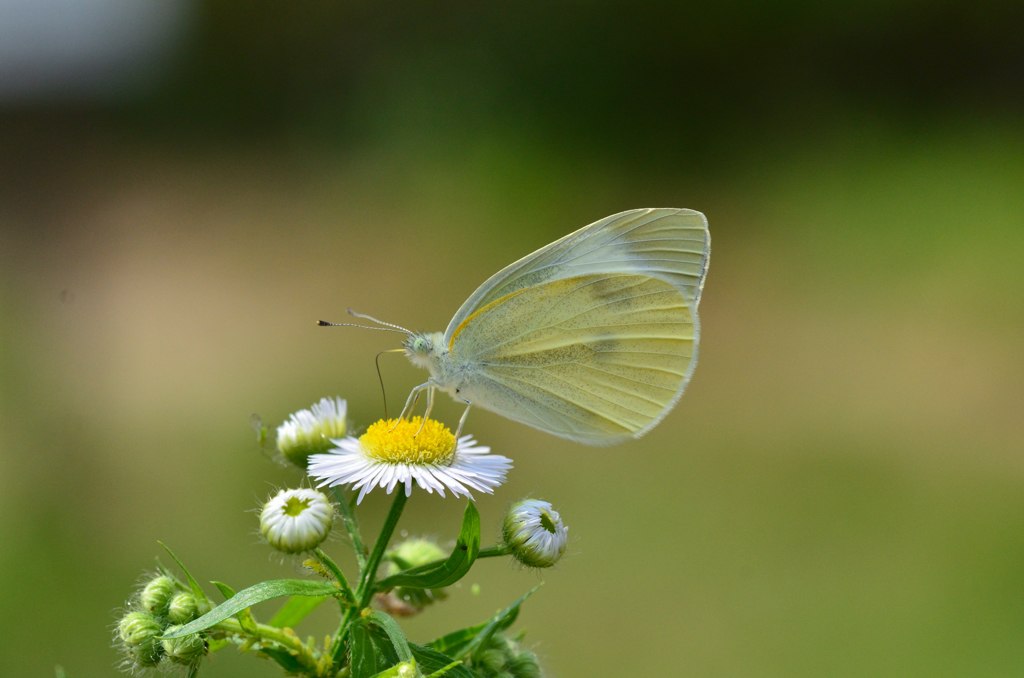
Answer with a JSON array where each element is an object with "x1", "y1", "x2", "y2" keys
[{"x1": 329, "y1": 208, "x2": 710, "y2": 446}]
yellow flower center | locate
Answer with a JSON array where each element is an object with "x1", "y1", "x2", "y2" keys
[{"x1": 359, "y1": 417, "x2": 456, "y2": 466}]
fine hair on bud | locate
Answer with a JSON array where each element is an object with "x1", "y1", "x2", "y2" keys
[
  {"x1": 167, "y1": 591, "x2": 199, "y2": 624},
  {"x1": 161, "y1": 625, "x2": 208, "y2": 666},
  {"x1": 117, "y1": 611, "x2": 164, "y2": 668},
  {"x1": 139, "y1": 576, "x2": 177, "y2": 617}
]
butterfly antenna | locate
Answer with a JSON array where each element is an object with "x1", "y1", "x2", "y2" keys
[
  {"x1": 316, "y1": 320, "x2": 408, "y2": 334},
  {"x1": 346, "y1": 308, "x2": 412, "y2": 334},
  {"x1": 375, "y1": 349, "x2": 406, "y2": 420}
]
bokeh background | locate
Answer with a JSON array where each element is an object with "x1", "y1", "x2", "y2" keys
[{"x1": 2, "y1": 1, "x2": 1023, "y2": 676}]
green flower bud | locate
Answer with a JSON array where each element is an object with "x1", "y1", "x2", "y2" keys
[
  {"x1": 260, "y1": 488, "x2": 334, "y2": 553},
  {"x1": 161, "y1": 625, "x2": 208, "y2": 666},
  {"x1": 118, "y1": 611, "x2": 163, "y2": 667},
  {"x1": 477, "y1": 648, "x2": 508, "y2": 675},
  {"x1": 277, "y1": 397, "x2": 348, "y2": 468},
  {"x1": 507, "y1": 651, "x2": 542, "y2": 678},
  {"x1": 168, "y1": 591, "x2": 199, "y2": 624},
  {"x1": 385, "y1": 538, "x2": 449, "y2": 611},
  {"x1": 502, "y1": 499, "x2": 568, "y2": 569},
  {"x1": 140, "y1": 576, "x2": 177, "y2": 616}
]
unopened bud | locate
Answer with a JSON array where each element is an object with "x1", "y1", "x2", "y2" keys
[
  {"x1": 168, "y1": 591, "x2": 199, "y2": 624},
  {"x1": 260, "y1": 488, "x2": 334, "y2": 554},
  {"x1": 118, "y1": 611, "x2": 163, "y2": 667},
  {"x1": 161, "y1": 625, "x2": 208, "y2": 666},
  {"x1": 140, "y1": 576, "x2": 176, "y2": 616},
  {"x1": 502, "y1": 499, "x2": 568, "y2": 569}
]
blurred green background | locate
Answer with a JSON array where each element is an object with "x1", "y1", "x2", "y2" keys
[{"x1": 1, "y1": 1, "x2": 1023, "y2": 676}]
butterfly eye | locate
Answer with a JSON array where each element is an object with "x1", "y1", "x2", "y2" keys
[{"x1": 413, "y1": 337, "x2": 429, "y2": 354}]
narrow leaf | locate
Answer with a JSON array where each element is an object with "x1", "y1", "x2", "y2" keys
[
  {"x1": 459, "y1": 584, "x2": 543, "y2": 661},
  {"x1": 212, "y1": 581, "x2": 258, "y2": 634},
  {"x1": 426, "y1": 623, "x2": 488, "y2": 657},
  {"x1": 158, "y1": 542, "x2": 210, "y2": 604},
  {"x1": 365, "y1": 611, "x2": 412, "y2": 663},
  {"x1": 162, "y1": 579, "x2": 341, "y2": 638},
  {"x1": 375, "y1": 502, "x2": 480, "y2": 592},
  {"x1": 268, "y1": 595, "x2": 329, "y2": 629}
]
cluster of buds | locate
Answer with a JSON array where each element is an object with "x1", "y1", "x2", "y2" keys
[{"x1": 116, "y1": 575, "x2": 208, "y2": 671}]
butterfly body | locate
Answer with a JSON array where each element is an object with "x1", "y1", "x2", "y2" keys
[{"x1": 396, "y1": 208, "x2": 710, "y2": 446}]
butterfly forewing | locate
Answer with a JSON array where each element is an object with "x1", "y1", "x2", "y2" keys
[{"x1": 443, "y1": 208, "x2": 709, "y2": 346}]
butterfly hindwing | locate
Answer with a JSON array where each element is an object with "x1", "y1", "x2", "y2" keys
[{"x1": 449, "y1": 274, "x2": 697, "y2": 445}]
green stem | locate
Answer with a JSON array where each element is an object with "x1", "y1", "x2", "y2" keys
[
  {"x1": 332, "y1": 487, "x2": 368, "y2": 571},
  {"x1": 477, "y1": 544, "x2": 512, "y2": 559},
  {"x1": 313, "y1": 548, "x2": 356, "y2": 604},
  {"x1": 213, "y1": 618, "x2": 320, "y2": 672},
  {"x1": 357, "y1": 491, "x2": 409, "y2": 608},
  {"x1": 328, "y1": 490, "x2": 410, "y2": 666}
]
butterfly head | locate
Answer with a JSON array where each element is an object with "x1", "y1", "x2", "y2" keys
[{"x1": 403, "y1": 331, "x2": 445, "y2": 371}]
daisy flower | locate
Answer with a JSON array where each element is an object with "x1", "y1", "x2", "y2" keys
[
  {"x1": 277, "y1": 396, "x2": 348, "y2": 468},
  {"x1": 502, "y1": 499, "x2": 568, "y2": 568},
  {"x1": 307, "y1": 417, "x2": 512, "y2": 504}
]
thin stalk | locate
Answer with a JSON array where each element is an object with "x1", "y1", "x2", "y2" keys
[
  {"x1": 332, "y1": 487, "x2": 368, "y2": 571},
  {"x1": 477, "y1": 544, "x2": 511, "y2": 559},
  {"x1": 213, "y1": 618, "x2": 319, "y2": 672},
  {"x1": 328, "y1": 490, "x2": 409, "y2": 666},
  {"x1": 313, "y1": 548, "x2": 356, "y2": 604}
]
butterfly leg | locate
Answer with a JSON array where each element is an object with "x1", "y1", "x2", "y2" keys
[
  {"x1": 453, "y1": 397, "x2": 472, "y2": 440},
  {"x1": 392, "y1": 382, "x2": 430, "y2": 430},
  {"x1": 413, "y1": 386, "x2": 437, "y2": 436}
]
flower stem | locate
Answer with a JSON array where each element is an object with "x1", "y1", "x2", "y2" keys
[
  {"x1": 477, "y1": 544, "x2": 512, "y2": 559},
  {"x1": 332, "y1": 487, "x2": 368, "y2": 571},
  {"x1": 328, "y1": 490, "x2": 409, "y2": 666},
  {"x1": 213, "y1": 618, "x2": 320, "y2": 672},
  {"x1": 313, "y1": 548, "x2": 356, "y2": 604}
]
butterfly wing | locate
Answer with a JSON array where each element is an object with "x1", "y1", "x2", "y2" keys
[
  {"x1": 443, "y1": 208, "x2": 709, "y2": 346},
  {"x1": 449, "y1": 273, "x2": 697, "y2": 445}
]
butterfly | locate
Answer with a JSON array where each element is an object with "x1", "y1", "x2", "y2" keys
[{"x1": 324, "y1": 208, "x2": 710, "y2": 446}]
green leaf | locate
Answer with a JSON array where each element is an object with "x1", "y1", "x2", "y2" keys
[
  {"x1": 268, "y1": 595, "x2": 329, "y2": 629},
  {"x1": 212, "y1": 581, "x2": 259, "y2": 634},
  {"x1": 259, "y1": 646, "x2": 307, "y2": 673},
  {"x1": 54, "y1": 665, "x2": 68, "y2": 678},
  {"x1": 162, "y1": 579, "x2": 341, "y2": 638},
  {"x1": 158, "y1": 542, "x2": 211, "y2": 604},
  {"x1": 458, "y1": 584, "x2": 543, "y2": 661},
  {"x1": 349, "y1": 622, "x2": 397, "y2": 678},
  {"x1": 411, "y1": 645, "x2": 483, "y2": 678},
  {"x1": 375, "y1": 502, "x2": 480, "y2": 592},
  {"x1": 427, "y1": 623, "x2": 488, "y2": 657},
  {"x1": 352, "y1": 624, "x2": 483, "y2": 678},
  {"x1": 365, "y1": 611, "x2": 413, "y2": 663}
]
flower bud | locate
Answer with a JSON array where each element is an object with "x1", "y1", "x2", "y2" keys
[
  {"x1": 260, "y1": 488, "x2": 334, "y2": 554},
  {"x1": 168, "y1": 591, "x2": 199, "y2": 624},
  {"x1": 382, "y1": 538, "x2": 449, "y2": 613},
  {"x1": 507, "y1": 651, "x2": 542, "y2": 678},
  {"x1": 140, "y1": 576, "x2": 177, "y2": 616},
  {"x1": 118, "y1": 611, "x2": 163, "y2": 667},
  {"x1": 277, "y1": 397, "x2": 348, "y2": 468},
  {"x1": 502, "y1": 499, "x2": 568, "y2": 569},
  {"x1": 161, "y1": 625, "x2": 208, "y2": 666}
]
